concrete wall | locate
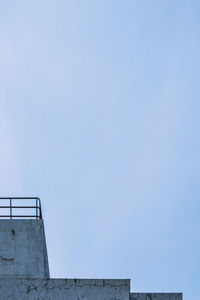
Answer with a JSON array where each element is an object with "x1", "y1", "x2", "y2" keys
[
  {"x1": 130, "y1": 293, "x2": 183, "y2": 300},
  {"x1": 0, "y1": 219, "x2": 183, "y2": 299},
  {"x1": 0, "y1": 219, "x2": 49, "y2": 278},
  {"x1": 0, "y1": 278, "x2": 130, "y2": 300}
]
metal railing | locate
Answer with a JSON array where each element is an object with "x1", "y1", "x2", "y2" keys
[{"x1": 0, "y1": 197, "x2": 42, "y2": 219}]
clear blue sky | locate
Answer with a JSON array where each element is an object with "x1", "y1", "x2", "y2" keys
[{"x1": 0, "y1": 1, "x2": 199, "y2": 299}]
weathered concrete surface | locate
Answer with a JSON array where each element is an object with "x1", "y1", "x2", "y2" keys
[
  {"x1": 0, "y1": 278, "x2": 130, "y2": 300},
  {"x1": 130, "y1": 293, "x2": 183, "y2": 300},
  {"x1": 0, "y1": 220, "x2": 49, "y2": 278},
  {"x1": 0, "y1": 219, "x2": 183, "y2": 299}
]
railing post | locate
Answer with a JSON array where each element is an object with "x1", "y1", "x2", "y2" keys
[
  {"x1": 36, "y1": 198, "x2": 38, "y2": 219},
  {"x1": 39, "y1": 199, "x2": 42, "y2": 219},
  {"x1": 10, "y1": 198, "x2": 12, "y2": 219}
]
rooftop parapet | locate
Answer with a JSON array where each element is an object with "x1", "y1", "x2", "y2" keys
[{"x1": 0, "y1": 198, "x2": 49, "y2": 279}]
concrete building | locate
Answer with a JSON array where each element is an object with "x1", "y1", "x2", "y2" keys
[{"x1": 0, "y1": 197, "x2": 183, "y2": 300}]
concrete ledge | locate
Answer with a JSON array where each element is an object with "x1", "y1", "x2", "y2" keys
[
  {"x1": 0, "y1": 278, "x2": 130, "y2": 300},
  {"x1": 130, "y1": 293, "x2": 183, "y2": 300}
]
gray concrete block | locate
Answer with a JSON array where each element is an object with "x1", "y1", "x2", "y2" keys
[
  {"x1": 0, "y1": 278, "x2": 130, "y2": 300},
  {"x1": 130, "y1": 293, "x2": 183, "y2": 300},
  {"x1": 0, "y1": 219, "x2": 49, "y2": 278}
]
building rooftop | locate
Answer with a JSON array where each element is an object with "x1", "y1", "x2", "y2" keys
[{"x1": 0, "y1": 197, "x2": 183, "y2": 300}]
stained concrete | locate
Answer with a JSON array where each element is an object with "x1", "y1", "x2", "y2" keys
[
  {"x1": 130, "y1": 293, "x2": 182, "y2": 300},
  {"x1": 0, "y1": 278, "x2": 130, "y2": 300},
  {"x1": 0, "y1": 219, "x2": 49, "y2": 278},
  {"x1": 0, "y1": 219, "x2": 183, "y2": 299}
]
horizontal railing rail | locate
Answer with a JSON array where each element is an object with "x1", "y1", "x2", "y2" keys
[{"x1": 0, "y1": 197, "x2": 42, "y2": 219}]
